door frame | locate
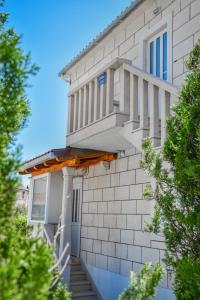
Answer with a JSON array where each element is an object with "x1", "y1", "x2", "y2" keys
[{"x1": 71, "y1": 176, "x2": 83, "y2": 257}]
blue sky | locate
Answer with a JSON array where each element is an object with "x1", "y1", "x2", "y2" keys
[{"x1": 5, "y1": 0, "x2": 131, "y2": 182}]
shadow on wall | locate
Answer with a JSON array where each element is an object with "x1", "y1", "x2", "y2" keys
[{"x1": 86, "y1": 264, "x2": 175, "y2": 300}]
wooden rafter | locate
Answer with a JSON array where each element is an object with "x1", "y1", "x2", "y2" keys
[
  {"x1": 21, "y1": 151, "x2": 117, "y2": 176},
  {"x1": 75, "y1": 153, "x2": 117, "y2": 170}
]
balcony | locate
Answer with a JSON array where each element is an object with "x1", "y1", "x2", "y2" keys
[{"x1": 67, "y1": 58, "x2": 178, "y2": 152}]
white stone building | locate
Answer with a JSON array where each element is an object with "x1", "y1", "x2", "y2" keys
[
  {"x1": 16, "y1": 184, "x2": 29, "y2": 207},
  {"x1": 20, "y1": 0, "x2": 200, "y2": 299}
]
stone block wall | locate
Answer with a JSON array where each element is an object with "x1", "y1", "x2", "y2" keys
[
  {"x1": 80, "y1": 147, "x2": 169, "y2": 287},
  {"x1": 67, "y1": 0, "x2": 200, "y2": 91}
]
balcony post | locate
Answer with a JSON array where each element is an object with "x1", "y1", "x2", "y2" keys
[
  {"x1": 100, "y1": 81, "x2": 106, "y2": 119},
  {"x1": 170, "y1": 93, "x2": 177, "y2": 107},
  {"x1": 119, "y1": 67, "x2": 130, "y2": 114},
  {"x1": 106, "y1": 68, "x2": 114, "y2": 115},
  {"x1": 67, "y1": 95, "x2": 73, "y2": 134},
  {"x1": 130, "y1": 74, "x2": 139, "y2": 129},
  {"x1": 161, "y1": 89, "x2": 170, "y2": 145},
  {"x1": 78, "y1": 88, "x2": 83, "y2": 129},
  {"x1": 83, "y1": 85, "x2": 88, "y2": 127},
  {"x1": 59, "y1": 167, "x2": 74, "y2": 284},
  {"x1": 149, "y1": 83, "x2": 160, "y2": 146},
  {"x1": 73, "y1": 92, "x2": 78, "y2": 132},
  {"x1": 138, "y1": 77, "x2": 148, "y2": 129},
  {"x1": 94, "y1": 78, "x2": 99, "y2": 121},
  {"x1": 88, "y1": 81, "x2": 94, "y2": 123}
]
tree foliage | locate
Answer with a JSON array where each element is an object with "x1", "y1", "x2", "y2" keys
[
  {"x1": 119, "y1": 263, "x2": 164, "y2": 300},
  {"x1": 0, "y1": 2, "x2": 70, "y2": 299},
  {"x1": 141, "y1": 41, "x2": 200, "y2": 299}
]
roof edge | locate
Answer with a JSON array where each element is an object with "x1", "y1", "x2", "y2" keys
[{"x1": 59, "y1": 0, "x2": 144, "y2": 77}]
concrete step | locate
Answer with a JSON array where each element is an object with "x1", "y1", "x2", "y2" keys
[
  {"x1": 70, "y1": 280, "x2": 92, "y2": 293},
  {"x1": 71, "y1": 263, "x2": 82, "y2": 272},
  {"x1": 71, "y1": 271, "x2": 87, "y2": 281},
  {"x1": 72, "y1": 290, "x2": 98, "y2": 300}
]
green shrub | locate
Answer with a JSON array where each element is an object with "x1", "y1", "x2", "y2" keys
[
  {"x1": 0, "y1": 3, "x2": 71, "y2": 299},
  {"x1": 119, "y1": 263, "x2": 164, "y2": 300},
  {"x1": 141, "y1": 40, "x2": 200, "y2": 299}
]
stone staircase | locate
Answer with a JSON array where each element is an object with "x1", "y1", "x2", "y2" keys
[{"x1": 70, "y1": 256, "x2": 99, "y2": 300}]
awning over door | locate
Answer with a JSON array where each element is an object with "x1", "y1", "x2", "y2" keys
[{"x1": 20, "y1": 147, "x2": 117, "y2": 176}]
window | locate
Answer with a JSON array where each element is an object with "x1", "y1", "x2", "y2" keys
[
  {"x1": 31, "y1": 176, "x2": 47, "y2": 221},
  {"x1": 72, "y1": 189, "x2": 80, "y2": 223},
  {"x1": 148, "y1": 31, "x2": 168, "y2": 81},
  {"x1": 163, "y1": 32, "x2": 167, "y2": 80},
  {"x1": 150, "y1": 41, "x2": 154, "y2": 75},
  {"x1": 156, "y1": 37, "x2": 161, "y2": 77}
]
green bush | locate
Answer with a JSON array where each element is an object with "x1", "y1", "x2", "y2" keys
[
  {"x1": 119, "y1": 263, "x2": 164, "y2": 300},
  {"x1": 0, "y1": 2, "x2": 70, "y2": 299},
  {"x1": 141, "y1": 40, "x2": 200, "y2": 299}
]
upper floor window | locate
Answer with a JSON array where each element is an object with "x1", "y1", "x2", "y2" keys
[{"x1": 147, "y1": 31, "x2": 168, "y2": 81}]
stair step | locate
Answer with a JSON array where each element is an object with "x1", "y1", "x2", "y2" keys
[
  {"x1": 71, "y1": 256, "x2": 80, "y2": 264},
  {"x1": 71, "y1": 264, "x2": 82, "y2": 272},
  {"x1": 72, "y1": 290, "x2": 97, "y2": 300},
  {"x1": 71, "y1": 271, "x2": 87, "y2": 281},
  {"x1": 70, "y1": 280, "x2": 92, "y2": 292}
]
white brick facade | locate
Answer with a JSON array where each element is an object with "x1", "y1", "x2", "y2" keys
[
  {"x1": 61, "y1": 0, "x2": 200, "y2": 297},
  {"x1": 79, "y1": 148, "x2": 168, "y2": 287},
  {"x1": 66, "y1": 0, "x2": 200, "y2": 92}
]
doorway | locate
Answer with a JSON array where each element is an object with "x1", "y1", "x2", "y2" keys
[{"x1": 71, "y1": 177, "x2": 82, "y2": 257}]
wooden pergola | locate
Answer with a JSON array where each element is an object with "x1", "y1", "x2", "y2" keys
[{"x1": 20, "y1": 147, "x2": 117, "y2": 176}]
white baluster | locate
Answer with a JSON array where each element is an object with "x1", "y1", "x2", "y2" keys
[
  {"x1": 119, "y1": 67, "x2": 130, "y2": 114},
  {"x1": 99, "y1": 81, "x2": 106, "y2": 119},
  {"x1": 88, "y1": 81, "x2": 94, "y2": 124},
  {"x1": 73, "y1": 92, "x2": 78, "y2": 132},
  {"x1": 78, "y1": 88, "x2": 83, "y2": 129},
  {"x1": 83, "y1": 85, "x2": 88, "y2": 127},
  {"x1": 149, "y1": 83, "x2": 159, "y2": 146},
  {"x1": 106, "y1": 68, "x2": 114, "y2": 115},
  {"x1": 94, "y1": 78, "x2": 99, "y2": 121},
  {"x1": 68, "y1": 95, "x2": 73, "y2": 134},
  {"x1": 138, "y1": 77, "x2": 148, "y2": 129},
  {"x1": 161, "y1": 89, "x2": 170, "y2": 145},
  {"x1": 130, "y1": 74, "x2": 139, "y2": 129},
  {"x1": 170, "y1": 93, "x2": 177, "y2": 109}
]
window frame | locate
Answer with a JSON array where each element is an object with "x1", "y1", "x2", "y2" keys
[
  {"x1": 147, "y1": 29, "x2": 167, "y2": 80},
  {"x1": 139, "y1": 12, "x2": 172, "y2": 83},
  {"x1": 28, "y1": 173, "x2": 51, "y2": 224}
]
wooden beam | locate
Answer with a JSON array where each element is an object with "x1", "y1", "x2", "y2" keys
[
  {"x1": 23, "y1": 152, "x2": 117, "y2": 176},
  {"x1": 75, "y1": 157, "x2": 102, "y2": 169},
  {"x1": 78, "y1": 152, "x2": 107, "y2": 159},
  {"x1": 31, "y1": 158, "x2": 80, "y2": 176},
  {"x1": 75, "y1": 153, "x2": 117, "y2": 170},
  {"x1": 55, "y1": 157, "x2": 64, "y2": 162}
]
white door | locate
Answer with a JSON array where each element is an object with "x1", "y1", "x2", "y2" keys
[
  {"x1": 71, "y1": 177, "x2": 82, "y2": 257},
  {"x1": 146, "y1": 30, "x2": 168, "y2": 81}
]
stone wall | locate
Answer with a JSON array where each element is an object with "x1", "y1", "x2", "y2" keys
[
  {"x1": 66, "y1": 0, "x2": 200, "y2": 90},
  {"x1": 80, "y1": 147, "x2": 169, "y2": 287}
]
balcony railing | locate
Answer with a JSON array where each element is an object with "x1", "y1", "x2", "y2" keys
[
  {"x1": 67, "y1": 58, "x2": 178, "y2": 150},
  {"x1": 67, "y1": 58, "x2": 130, "y2": 134},
  {"x1": 123, "y1": 63, "x2": 178, "y2": 147}
]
